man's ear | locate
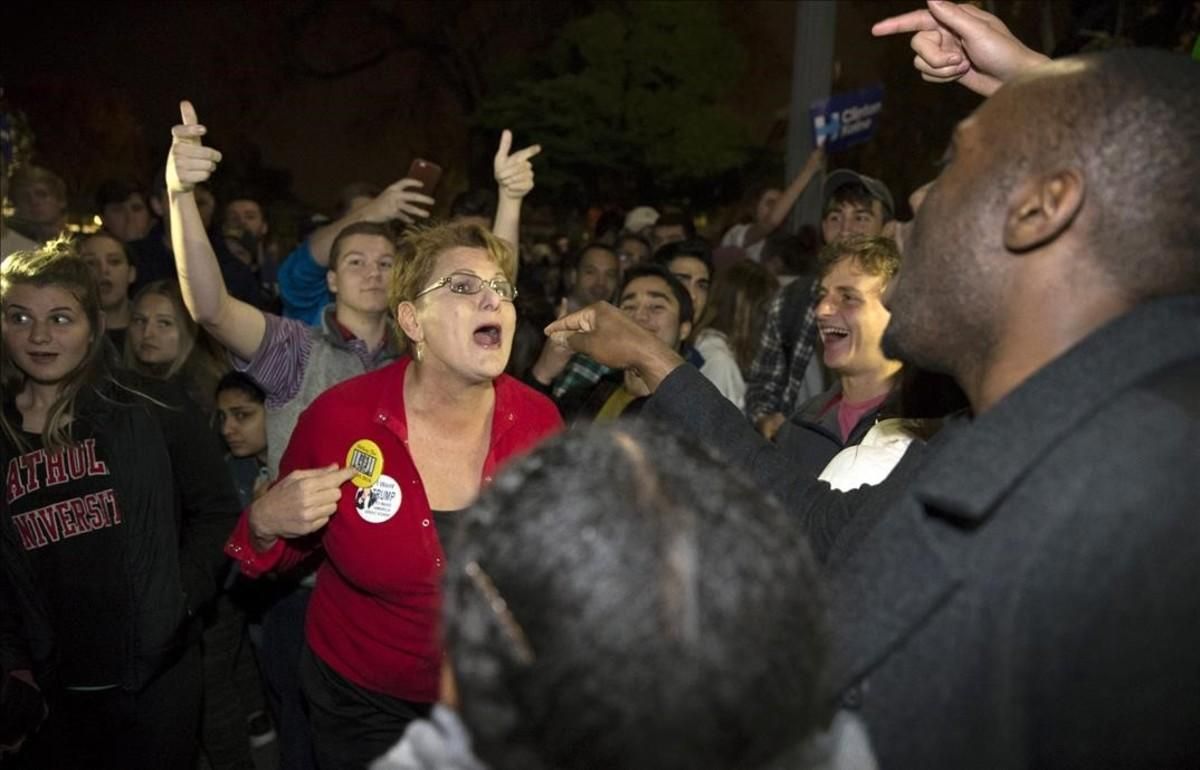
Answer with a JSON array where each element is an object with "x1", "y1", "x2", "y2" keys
[
  {"x1": 127, "y1": 264, "x2": 137, "y2": 286},
  {"x1": 1004, "y1": 169, "x2": 1084, "y2": 253},
  {"x1": 396, "y1": 302, "x2": 421, "y2": 342},
  {"x1": 150, "y1": 194, "x2": 166, "y2": 219},
  {"x1": 326, "y1": 269, "x2": 338, "y2": 295}
]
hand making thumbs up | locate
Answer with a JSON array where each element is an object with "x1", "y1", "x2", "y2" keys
[
  {"x1": 167, "y1": 99, "x2": 224, "y2": 194},
  {"x1": 494, "y1": 129, "x2": 542, "y2": 201}
]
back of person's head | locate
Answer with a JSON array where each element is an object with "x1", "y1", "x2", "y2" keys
[
  {"x1": 653, "y1": 237, "x2": 714, "y2": 276},
  {"x1": 449, "y1": 189, "x2": 498, "y2": 222},
  {"x1": 444, "y1": 424, "x2": 830, "y2": 770},
  {"x1": 619, "y1": 262, "x2": 694, "y2": 326},
  {"x1": 1008, "y1": 49, "x2": 1200, "y2": 298},
  {"x1": 817, "y1": 235, "x2": 900, "y2": 282},
  {"x1": 328, "y1": 221, "x2": 395, "y2": 270},
  {"x1": 704, "y1": 259, "x2": 780, "y2": 371}
]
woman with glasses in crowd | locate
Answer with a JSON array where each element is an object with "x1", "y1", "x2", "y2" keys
[{"x1": 225, "y1": 221, "x2": 562, "y2": 770}]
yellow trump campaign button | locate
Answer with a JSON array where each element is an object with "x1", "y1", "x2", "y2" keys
[{"x1": 346, "y1": 439, "x2": 384, "y2": 489}]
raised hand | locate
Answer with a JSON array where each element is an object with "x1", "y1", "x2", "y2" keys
[
  {"x1": 871, "y1": 1, "x2": 1049, "y2": 96},
  {"x1": 494, "y1": 129, "x2": 542, "y2": 201},
  {"x1": 247, "y1": 464, "x2": 358, "y2": 550},
  {"x1": 801, "y1": 146, "x2": 827, "y2": 179},
  {"x1": 363, "y1": 178, "x2": 435, "y2": 225},
  {"x1": 167, "y1": 100, "x2": 223, "y2": 193}
]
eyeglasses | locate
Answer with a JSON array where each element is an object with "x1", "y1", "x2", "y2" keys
[{"x1": 415, "y1": 271, "x2": 517, "y2": 301}]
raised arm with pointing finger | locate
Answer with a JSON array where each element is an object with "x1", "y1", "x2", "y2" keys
[{"x1": 871, "y1": 0, "x2": 1050, "y2": 96}]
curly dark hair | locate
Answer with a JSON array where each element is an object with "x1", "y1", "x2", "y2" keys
[{"x1": 443, "y1": 423, "x2": 831, "y2": 770}]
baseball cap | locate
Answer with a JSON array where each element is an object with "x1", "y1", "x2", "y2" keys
[
  {"x1": 624, "y1": 206, "x2": 660, "y2": 233},
  {"x1": 822, "y1": 170, "x2": 894, "y2": 218}
]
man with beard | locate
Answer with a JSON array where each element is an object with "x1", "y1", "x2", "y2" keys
[{"x1": 544, "y1": 23, "x2": 1200, "y2": 770}]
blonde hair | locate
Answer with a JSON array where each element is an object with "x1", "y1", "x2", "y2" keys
[
  {"x1": 388, "y1": 222, "x2": 516, "y2": 343},
  {"x1": 1, "y1": 239, "x2": 108, "y2": 450},
  {"x1": 817, "y1": 235, "x2": 901, "y2": 282}
]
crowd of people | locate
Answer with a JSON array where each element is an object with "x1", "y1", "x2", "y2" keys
[{"x1": 2, "y1": 2, "x2": 1197, "y2": 769}]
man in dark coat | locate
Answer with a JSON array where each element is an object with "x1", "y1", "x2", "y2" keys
[{"x1": 545, "y1": 34, "x2": 1200, "y2": 770}]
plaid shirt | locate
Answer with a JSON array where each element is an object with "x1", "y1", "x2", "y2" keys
[
  {"x1": 552, "y1": 354, "x2": 615, "y2": 400},
  {"x1": 745, "y1": 277, "x2": 820, "y2": 422}
]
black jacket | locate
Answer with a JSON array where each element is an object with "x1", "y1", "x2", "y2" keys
[
  {"x1": 1, "y1": 372, "x2": 239, "y2": 692},
  {"x1": 775, "y1": 382, "x2": 896, "y2": 479},
  {"x1": 644, "y1": 295, "x2": 1200, "y2": 768}
]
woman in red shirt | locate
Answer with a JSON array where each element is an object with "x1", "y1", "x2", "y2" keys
[{"x1": 225, "y1": 222, "x2": 561, "y2": 769}]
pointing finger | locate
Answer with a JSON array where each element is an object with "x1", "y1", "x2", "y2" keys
[
  {"x1": 326, "y1": 466, "x2": 360, "y2": 486},
  {"x1": 287, "y1": 464, "x2": 341, "y2": 481},
  {"x1": 871, "y1": 8, "x2": 939, "y2": 37},
  {"x1": 321, "y1": 465, "x2": 357, "y2": 482},
  {"x1": 510, "y1": 144, "x2": 542, "y2": 163}
]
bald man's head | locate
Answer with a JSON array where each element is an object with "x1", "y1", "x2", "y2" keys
[{"x1": 997, "y1": 49, "x2": 1200, "y2": 299}]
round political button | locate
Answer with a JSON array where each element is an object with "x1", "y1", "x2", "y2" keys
[
  {"x1": 345, "y1": 439, "x2": 384, "y2": 489},
  {"x1": 355, "y1": 474, "x2": 402, "y2": 523}
]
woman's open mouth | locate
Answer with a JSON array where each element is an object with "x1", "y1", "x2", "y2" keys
[{"x1": 473, "y1": 324, "x2": 502, "y2": 348}]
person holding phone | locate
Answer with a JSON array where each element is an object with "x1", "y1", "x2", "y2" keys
[{"x1": 278, "y1": 131, "x2": 540, "y2": 326}]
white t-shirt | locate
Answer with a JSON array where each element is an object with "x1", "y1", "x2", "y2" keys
[{"x1": 695, "y1": 329, "x2": 746, "y2": 412}]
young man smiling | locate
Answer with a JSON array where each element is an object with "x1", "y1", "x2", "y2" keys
[
  {"x1": 776, "y1": 236, "x2": 902, "y2": 476},
  {"x1": 745, "y1": 170, "x2": 895, "y2": 442}
]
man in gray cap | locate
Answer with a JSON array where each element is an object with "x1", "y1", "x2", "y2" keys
[{"x1": 745, "y1": 169, "x2": 895, "y2": 441}]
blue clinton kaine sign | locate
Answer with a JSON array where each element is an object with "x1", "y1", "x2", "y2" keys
[{"x1": 810, "y1": 85, "x2": 885, "y2": 152}]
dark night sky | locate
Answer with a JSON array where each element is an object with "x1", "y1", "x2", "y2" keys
[
  {"x1": 7, "y1": 0, "x2": 1183, "y2": 227},
  {"x1": 2, "y1": 0, "x2": 802, "y2": 218}
]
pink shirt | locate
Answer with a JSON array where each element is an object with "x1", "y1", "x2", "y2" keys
[{"x1": 837, "y1": 391, "x2": 890, "y2": 443}]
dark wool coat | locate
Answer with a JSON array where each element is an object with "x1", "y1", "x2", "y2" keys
[{"x1": 645, "y1": 295, "x2": 1200, "y2": 769}]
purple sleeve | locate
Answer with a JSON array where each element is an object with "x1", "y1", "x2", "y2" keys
[{"x1": 233, "y1": 313, "x2": 314, "y2": 409}]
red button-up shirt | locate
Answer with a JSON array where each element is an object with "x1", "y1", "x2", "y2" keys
[{"x1": 226, "y1": 356, "x2": 561, "y2": 701}]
